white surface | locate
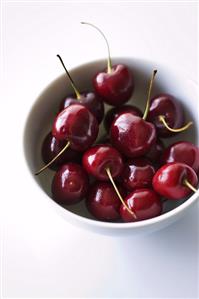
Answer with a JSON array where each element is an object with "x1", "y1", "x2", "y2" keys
[{"x1": 1, "y1": 1, "x2": 199, "y2": 298}]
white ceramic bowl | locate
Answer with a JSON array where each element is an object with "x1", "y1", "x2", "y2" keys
[{"x1": 23, "y1": 57, "x2": 199, "y2": 236}]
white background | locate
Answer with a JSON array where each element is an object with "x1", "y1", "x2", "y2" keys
[{"x1": 1, "y1": 1, "x2": 199, "y2": 298}]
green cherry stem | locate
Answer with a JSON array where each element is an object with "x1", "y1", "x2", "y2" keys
[
  {"x1": 81, "y1": 22, "x2": 112, "y2": 74},
  {"x1": 35, "y1": 141, "x2": 70, "y2": 175},
  {"x1": 142, "y1": 70, "x2": 157, "y2": 120},
  {"x1": 57, "y1": 54, "x2": 81, "y2": 100},
  {"x1": 159, "y1": 115, "x2": 193, "y2": 133},
  {"x1": 106, "y1": 168, "x2": 137, "y2": 219}
]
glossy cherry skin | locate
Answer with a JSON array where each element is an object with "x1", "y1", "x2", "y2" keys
[
  {"x1": 82, "y1": 145, "x2": 123, "y2": 181},
  {"x1": 93, "y1": 64, "x2": 134, "y2": 106},
  {"x1": 120, "y1": 189, "x2": 162, "y2": 222},
  {"x1": 111, "y1": 113, "x2": 156, "y2": 158},
  {"x1": 147, "y1": 94, "x2": 184, "y2": 137},
  {"x1": 146, "y1": 139, "x2": 164, "y2": 165},
  {"x1": 104, "y1": 104, "x2": 142, "y2": 132},
  {"x1": 51, "y1": 163, "x2": 89, "y2": 204},
  {"x1": 161, "y1": 141, "x2": 199, "y2": 173},
  {"x1": 52, "y1": 104, "x2": 99, "y2": 151},
  {"x1": 122, "y1": 158, "x2": 155, "y2": 191},
  {"x1": 152, "y1": 162, "x2": 198, "y2": 200},
  {"x1": 87, "y1": 182, "x2": 126, "y2": 221},
  {"x1": 41, "y1": 132, "x2": 81, "y2": 170},
  {"x1": 59, "y1": 91, "x2": 104, "y2": 123}
]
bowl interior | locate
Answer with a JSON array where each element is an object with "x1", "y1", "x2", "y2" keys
[{"x1": 24, "y1": 57, "x2": 199, "y2": 222}]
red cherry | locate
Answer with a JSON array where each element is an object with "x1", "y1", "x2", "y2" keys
[
  {"x1": 41, "y1": 132, "x2": 80, "y2": 170},
  {"x1": 122, "y1": 158, "x2": 155, "y2": 191},
  {"x1": 111, "y1": 113, "x2": 156, "y2": 158},
  {"x1": 104, "y1": 104, "x2": 142, "y2": 132},
  {"x1": 161, "y1": 141, "x2": 199, "y2": 173},
  {"x1": 81, "y1": 22, "x2": 134, "y2": 106},
  {"x1": 52, "y1": 104, "x2": 99, "y2": 151},
  {"x1": 60, "y1": 92, "x2": 104, "y2": 124},
  {"x1": 83, "y1": 145, "x2": 123, "y2": 180},
  {"x1": 86, "y1": 182, "x2": 126, "y2": 221},
  {"x1": 147, "y1": 94, "x2": 185, "y2": 137},
  {"x1": 94, "y1": 64, "x2": 134, "y2": 106},
  {"x1": 120, "y1": 189, "x2": 162, "y2": 222},
  {"x1": 152, "y1": 162, "x2": 198, "y2": 200},
  {"x1": 51, "y1": 163, "x2": 89, "y2": 204},
  {"x1": 146, "y1": 139, "x2": 164, "y2": 165},
  {"x1": 110, "y1": 70, "x2": 157, "y2": 158}
]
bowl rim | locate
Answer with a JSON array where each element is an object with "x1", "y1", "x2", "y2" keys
[{"x1": 23, "y1": 56, "x2": 199, "y2": 230}]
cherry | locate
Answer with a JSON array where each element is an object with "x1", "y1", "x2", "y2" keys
[
  {"x1": 35, "y1": 104, "x2": 98, "y2": 175},
  {"x1": 86, "y1": 182, "x2": 126, "y2": 221},
  {"x1": 52, "y1": 104, "x2": 98, "y2": 150},
  {"x1": 111, "y1": 70, "x2": 157, "y2": 158},
  {"x1": 146, "y1": 139, "x2": 164, "y2": 165},
  {"x1": 104, "y1": 105, "x2": 142, "y2": 132},
  {"x1": 57, "y1": 55, "x2": 104, "y2": 123},
  {"x1": 83, "y1": 144, "x2": 137, "y2": 218},
  {"x1": 41, "y1": 132, "x2": 80, "y2": 170},
  {"x1": 60, "y1": 92, "x2": 104, "y2": 124},
  {"x1": 120, "y1": 189, "x2": 162, "y2": 222},
  {"x1": 161, "y1": 141, "x2": 199, "y2": 173},
  {"x1": 111, "y1": 113, "x2": 156, "y2": 158},
  {"x1": 81, "y1": 22, "x2": 134, "y2": 106},
  {"x1": 147, "y1": 94, "x2": 192, "y2": 137},
  {"x1": 122, "y1": 158, "x2": 155, "y2": 191},
  {"x1": 82, "y1": 145, "x2": 123, "y2": 181},
  {"x1": 153, "y1": 162, "x2": 198, "y2": 200},
  {"x1": 51, "y1": 163, "x2": 89, "y2": 205}
]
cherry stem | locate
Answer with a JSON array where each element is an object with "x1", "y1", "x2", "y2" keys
[
  {"x1": 81, "y1": 22, "x2": 112, "y2": 74},
  {"x1": 35, "y1": 141, "x2": 70, "y2": 175},
  {"x1": 106, "y1": 168, "x2": 137, "y2": 219},
  {"x1": 57, "y1": 54, "x2": 81, "y2": 100},
  {"x1": 142, "y1": 70, "x2": 157, "y2": 120},
  {"x1": 183, "y1": 179, "x2": 197, "y2": 193},
  {"x1": 159, "y1": 115, "x2": 193, "y2": 133}
]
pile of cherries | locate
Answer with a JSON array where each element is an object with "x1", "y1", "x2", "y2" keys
[{"x1": 36, "y1": 23, "x2": 199, "y2": 223}]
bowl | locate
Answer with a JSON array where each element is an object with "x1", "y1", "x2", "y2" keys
[{"x1": 23, "y1": 57, "x2": 199, "y2": 236}]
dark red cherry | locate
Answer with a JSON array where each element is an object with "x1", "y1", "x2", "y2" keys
[
  {"x1": 120, "y1": 189, "x2": 162, "y2": 222},
  {"x1": 82, "y1": 145, "x2": 123, "y2": 180},
  {"x1": 94, "y1": 64, "x2": 134, "y2": 106},
  {"x1": 86, "y1": 182, "x2": 126, "y2": 221},
  {"x1": 104, "y1": 105, "x2": 142, "y2": 132},
  {"x1": 122, "y1": 158, "x2": 155, "y2": 191},
  {"x1": 41, "y1": 132, "x2": 80, "y2": 170},
  {"x1": 146, "y1": 139, "x2": 164, "y2": 165},
  {"x1": 152, "y1": 162, "x2": 198, "y2": 200},
  {"x1": 111, "y1": 113, "x2": 156, "y2": 158},
  {"x1": 51, "y1": 163, "x2": 89, "y2": 204},
  {"x1": 52, "y1": 104, "x2": 99, "y2": 151},
  {"x1": 161, "y1": 141, "x2": 199, "y2": 173},
  {"x1": 81, "y1": 22, "x2": 134, "y2": 106},
  {"x1": 60, "y1": 92, "x2": 104, "y2": 124},
  {"x1": 147, "y1": 94, "x2": 184, "y2": 137}
]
